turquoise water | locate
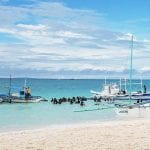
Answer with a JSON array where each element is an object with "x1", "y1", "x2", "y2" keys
[{"x1": 0, "y1": 79, "x2": 150, "y2": 132}]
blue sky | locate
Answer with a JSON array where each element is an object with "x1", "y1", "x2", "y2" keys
[{"x1": 0, "y1": 0, "x2": 150, "y2": 78}]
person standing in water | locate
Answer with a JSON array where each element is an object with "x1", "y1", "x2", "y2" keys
[
  {"x1": 143, "y1": 85, "x2": 147, "y2": 93},
  {"x1": 25, "y1": 87, "x2": 31, "y2": 99},
  {"x1": 27, "y1": 87, "x2": 31, "y2": 97}
]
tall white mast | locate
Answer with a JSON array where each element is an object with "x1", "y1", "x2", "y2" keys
[
  {"x1": 120, "y1": 78, "x2": 122, "y2": 91},
  {"x1": 24, "y1": 79, "x2": 27, "y2": 88},
  {"x1": 129, "y1": 35, "x2": 133, "y2": 103},
  {"x1": 105, "y1": 77, "x2": 107, "y2": 85}
]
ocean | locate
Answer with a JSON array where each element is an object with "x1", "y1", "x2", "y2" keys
[{"x1": 0, "y1": 78, "x2": 150, "y2": 132}]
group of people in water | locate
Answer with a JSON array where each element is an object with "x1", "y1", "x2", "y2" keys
[{"x1": 51, "y1": 96, "x2": 87, "y2": 106}]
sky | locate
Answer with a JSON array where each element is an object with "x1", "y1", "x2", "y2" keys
[{"x1": 0, "y1": 0, "x2": 150, "y2": 78}]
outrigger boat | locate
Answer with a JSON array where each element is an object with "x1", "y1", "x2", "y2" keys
[
  {"x1": 91, "y1": 80, "x2": 150, "y2": 101},
  {"x1": 90, "y1": 82, "x2": 119, "y2": 100},
  {"x1": 115, "y1": 35, "x2": 150, "y2": 113},
  {"x1": 2, "y1": 76, "x2": 46, "y2": 103},
  {"x1": 10, "y1": 95, "x2": 44, "y2": 103},
  {"x1": 3, "y1": 93, "x2": 47, "y2": 103},
  {"x1": 76, "y1": 36, "x2": 150, "y2": 114},
  {"x1": 91, "y1": 35, "x2": 150, "y2": 102}
]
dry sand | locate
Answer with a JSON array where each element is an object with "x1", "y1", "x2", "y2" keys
[{"x1": 0, "y1": 119, "x2": 150, "y2": 150}]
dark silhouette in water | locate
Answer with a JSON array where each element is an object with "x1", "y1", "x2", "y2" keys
[
  {"x1": 144, "y1": 85, "x2": 147, "y2": 93},
  {"x1": 80, "y1": 101, "x2": 85, "y2": 106},
  {"x1": 50, "y1": 96, "x2": 88, "y2": 106},
  {"x1": 70, "y1": 99, "x2": 73, "y2": 104}
]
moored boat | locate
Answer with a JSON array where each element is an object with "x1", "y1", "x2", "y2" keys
[
  {"x1": 9, "y1": 96, "x2": 44, "y2": 103},
  {"x1": 91, "y1": 35, "x2": 150, "y2": 101},
  {"x1": 2, "y1": 76, "x2": 47, "y2": 103},
  {"x1": 91, "y1": 83, "x2": 119, "y2": 99}
]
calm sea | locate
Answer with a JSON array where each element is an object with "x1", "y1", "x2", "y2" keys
[{"x1": 0, "y1": 78, "x2": 150, "y2": 132}]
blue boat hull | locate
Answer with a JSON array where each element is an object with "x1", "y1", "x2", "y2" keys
[{"x1": 115, "y1": 93, "x2": 150, "y2": 101}]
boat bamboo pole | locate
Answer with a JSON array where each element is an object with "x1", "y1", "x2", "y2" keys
[
  {"x1": 105, "y1": 77, "x2": 106, "y2": 85},
  {"x1": 74, "y1": 106, "x2": 115, "y2": 112},
  {"x1": 129, "y1": 35, "x2": 133, "y2": 103},
  {"x1": 120, "y1": 78, "x2": 122, "y2": 91},
  {"x1": 9, "y1": 74, "x2": 12, "y2": 103},
  {"x1": 140, "y1": 78, "x2": 143, "y2": 93}
]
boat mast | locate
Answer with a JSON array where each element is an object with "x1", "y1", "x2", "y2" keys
[
  {"x1": 120, "y1": 78, "x2": 122, "y2": 91},
  {"x1": 8, "y1": 74, "x2": 12, "y2": 103},
  {"x1": 105, "y1": 77, "x2": 106, "y2": 85},
  {"x1": 129, "y1": 35, "x2": 133, "y2": 103},
  {"x1": 24, "y1": 79, "x2": 26, "y2": 87},
  {"x1": 140, "y1": 78, "x2": 143, "y2": 93},
  {"x1": 24, "y1": 79, "x2": 27, "y2": 95}
]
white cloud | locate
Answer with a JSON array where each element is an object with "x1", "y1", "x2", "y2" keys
[
  {"x1": 55, "y1": 31, "x2": 95, "y2": 39},
  {"x1": 17, "y1": 24, "x2": 48, "y2": 30},
  {"x1": 117, "y1": 33, "x2": 132, "y2": 41},
  {"x1": 0, "y1": 1, "x2": 149, "y2": 78},
  {"x1": 0, "y1": 28, "x2": 15, "y2": 34},
  {"x1": 141, "y1": 67, "x2": 150, "y2": 72}
]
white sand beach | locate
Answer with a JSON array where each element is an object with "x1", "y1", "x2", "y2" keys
[{"x1": 0, "y1": 119, "x2": 150, "y2": 150}]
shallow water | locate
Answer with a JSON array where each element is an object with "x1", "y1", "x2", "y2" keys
[{"x1": 0, "y1": 79, "x2": 150, "y2": 132}]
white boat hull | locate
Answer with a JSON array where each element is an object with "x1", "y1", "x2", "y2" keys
[
  {"x1": 115, "y1": 95, "x2": 150, "y2": 101},
  {"x1": 10, "y1": 97, "x2": 43, "y2": 103}
]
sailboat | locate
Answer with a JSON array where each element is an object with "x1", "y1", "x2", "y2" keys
[
  {"x1": 91, "y1": 35, "x2": 150, "y2": 101},
  {"x1": 115, "y1": 35, "x2": 150, "y2": 101}
]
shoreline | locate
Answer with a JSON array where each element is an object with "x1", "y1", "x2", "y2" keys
[
  {"x1": 0, "y1": 118, "x2": 150, "y2": 150},
  {"x1": 0, "y1": 116, "x2": 145, "y2": 134},
  {"x1": 1, "y1": 105, "x2": 150, "y2": 134}
]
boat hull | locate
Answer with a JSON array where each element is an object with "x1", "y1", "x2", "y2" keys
[
  {"x1": 10, "y1": 96, "x2": 43, "y2": 103},
  {"x1": 11, "y1": 99, "x2": 42, "y2": 103},
  {"x1": 115, "y1": 94, "x2": 150, "y2": 101}
]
